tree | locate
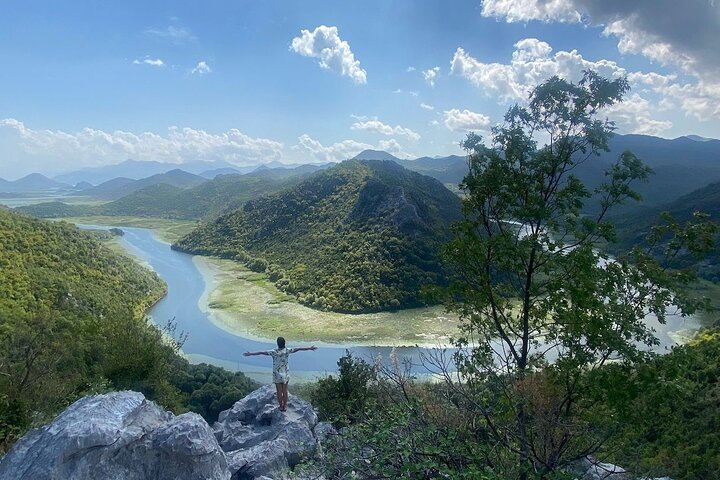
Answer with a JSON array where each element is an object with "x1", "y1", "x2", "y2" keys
[{"x1": 436, "y1": 71, "x2": 717, "y2": 478}]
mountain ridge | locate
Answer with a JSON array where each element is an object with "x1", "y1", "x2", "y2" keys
[{"x1": 173, "y1": 159, "x2": 462, "y2": 312}]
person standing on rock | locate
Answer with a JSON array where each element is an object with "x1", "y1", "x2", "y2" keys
[{"x1": 243, "y1": 337, "x2": 317, "y2": 411}]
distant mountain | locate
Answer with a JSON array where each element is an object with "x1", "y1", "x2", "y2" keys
[
  {"x1": 77, "y1": 169, "x2": 206, "y2": 200},
  {"x1": 353, "y1": 150, "x2": 403, "y2": 162},
  {"x1": 198, "y1": 167, "x2": 244, "y2": 179},
  {"x1": 53, "y1": 159, "x2": 250, "y2": 185},
  {"x1": 683, "y1": 135, "x2": 716, "y2": 142},
  {"x1": 19, "y1": 171, "x2": 305, "y2": 221},
  {"x1": 174, "y1": 159, "x2": 462, "y2": 313},
  {"x1": 354, "y1": 150, "x2": 469, "y2": 186},
  {"x1": 77, "y1": 177, "x2": 136, "y2": 199},
  {"x1": 99, "y1": 173, "x2": 297, "y2": 220},
  {"x1": 571, "y1": 134, "x2": 720, "y2": 210},
  {"x1": 0, "y1": 173, "x2": 69, "y2": 193},
  {"x1": 353, "y1": 134, "x2": 720, "y2": 209},
  {"x1": 612, "y1": 181, "x2": 720, "y2": 281},
  {"x1": 394, "y1": 155, "x2": 469, "y2": 185},
  {"x1": 245, "y1": 163, "x2": 330, "y2": 181},
  {"x1": 73, "y1": 181, "x2": 94, "y2": 189}
]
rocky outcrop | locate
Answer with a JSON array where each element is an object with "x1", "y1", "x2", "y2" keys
[
  {"x1": 214, "y1": 385, "x2": 328, "y2": 479},
  {"x1": 0, "y1": 386, "x2": 333, "y2": 480},
  {"x1": 0, "y1": 391, "x2": 229, "y2": 480}
]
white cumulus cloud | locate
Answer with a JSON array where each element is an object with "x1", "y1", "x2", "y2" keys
[
  {"x1": 423, "y1": 67, "x2": 440, "y2": 87},
  {"x1": 290, "y1": 25, "x2": 367, "y2": 84},
  {"x1": 451, "y1": 39, "x2": 627, "y2": 102},
  {"x1": 295, "y1": 135, "x2": 412, "y2": 162},
  {"x1": 420, "y1": 103, "x2": 434, "y2": 111},
  {"x1": 0, "y1": 118, "x2": 285, "y2": 167},
  {"x1": 481, "y1": 0, "x2": 581, "y2": 23},
  {"x1": 443, "y1": 109, "x2": 491, "y2": 132},
  {"x1": 480, "y1": 0, "x2": 720, "y2": 81},
  {"x1": 604, "y1": 94, "x2": 673, "y2": 135},
  {"x1": 133, "y1": 56, "x2": 165, "y2": 67},
  {"x1": 350, "y1": 119, "x2": 421, "y2": 141},
  {"x1": 192, "y1": 61, "x2": 211, "y2": 75},
  {"x1": 295, "y1": 134, "x2": 372, "y2": 162}
]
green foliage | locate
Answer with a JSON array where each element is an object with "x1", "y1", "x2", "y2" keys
[
  {"x1": 311, "y1": 359, "x2": 582, "y2": 480},
  {"x1": 309, "y1": 351, "x2": 376, "y2": 427},
  {"x1": 0, "y1": 209, "x2": 257, "y2": 451},
  {"x1": 598, "y1": 330, "x2": 720, "y2": 480},
  {"x1": 435, "y1": 71, "x2": 717, "y2": 477},
  {"x1": 168, "y1": 359, "x2": 259, "y2": 422},
  {"x1": 174, "y1": 160, "x2": 462, "y2": 312}
]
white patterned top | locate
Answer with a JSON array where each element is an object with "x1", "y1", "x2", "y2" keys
[{"x1": 267, "y1": 348, "x2": 291, "y2": 384}]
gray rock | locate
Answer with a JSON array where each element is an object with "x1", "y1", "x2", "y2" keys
[
  {"x1": 1, "y1": 386, "x2": 331, "y2": 480},
  {"x1": 214, "y1": 385, "x2": 320, "y2": 479},
  {"x1": 228, "y1": 439, "x2": 290, "y2": 480},
  {"x1": 0, "y1": 391, "x2": 230, "y2": 480},
  {"x1": 573, "y1": 457, "x2": 673, "y2": 480},
  {"x1": 312, "y1": 422, "x2": 336, "y2": 444}
]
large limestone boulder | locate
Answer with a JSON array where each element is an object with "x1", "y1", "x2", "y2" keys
[
  {"x1": 214, "y1": 385, "x2": 326, "y2": 479},
  {"x1": 0, "y1": 386, "x2": 333, "y2": 480},
  {"x1": 0, "y1": 391, "x2": 230, "y2": 480}
]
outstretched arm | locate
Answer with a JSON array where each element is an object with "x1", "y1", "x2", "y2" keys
[
  {"x1": 243, "y1": 350, "x2": 270, "y2": 357},
  {"x1": 290, "y1": 346, "x2": 318, "y2": 354}
]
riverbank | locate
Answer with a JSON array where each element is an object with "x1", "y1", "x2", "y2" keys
[
  {"x1": 60, "y1": 216, "x2": 198, "y2": 243},
  {"x1": 194, "y1": 255, "x2": 461, "y2": 347}
]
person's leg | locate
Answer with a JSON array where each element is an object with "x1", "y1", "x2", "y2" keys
[
  {"x1": 274, "y1": 383, "x2": 282, "y2": 408},
  {"x1": 283, "y1": 382, "x2": 289, "y2": 410}
]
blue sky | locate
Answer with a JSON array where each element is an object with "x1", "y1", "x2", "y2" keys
[{"x1": 1, "y1": 0, "x2": 719, "y2": 179}]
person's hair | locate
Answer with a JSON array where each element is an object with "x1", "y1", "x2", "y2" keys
[{"x1": 277, "y1": 336, "x2": 286, "y2": 349}]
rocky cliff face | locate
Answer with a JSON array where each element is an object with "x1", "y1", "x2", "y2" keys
[{"x1": 0, "y1": 386, "x2": 331, "y2": 480}]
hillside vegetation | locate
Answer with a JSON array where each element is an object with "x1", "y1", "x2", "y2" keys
[
  {"x1": 612, "y1": 181, "x2": 720, "y2": 281},
  {"x1": 0, "y1": 209, "x2": 257, "y2": 451},
  {"x1": 174, "y1": 160, "x2": 462, "y2": 313}
]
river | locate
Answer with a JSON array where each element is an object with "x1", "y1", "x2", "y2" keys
[
  {"x1": 82, "y1": 224, "x2": 700, "y2": 383},
  {"x1": 83, "y1": 225, "x2": 430, "y2": 382}
]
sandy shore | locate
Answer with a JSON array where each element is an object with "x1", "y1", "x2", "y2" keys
[{"x1": 192, "y1": 255, "x2": 460, "y2": 348}]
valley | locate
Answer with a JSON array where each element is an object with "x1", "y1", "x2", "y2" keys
[
  {"x1": 3, "y1": 128, "x2": 719, "y2": 480},
  {"x1": 3, "y1": 8, "x2": 720, "y2": 475},
  {"x1": 4, "y1": 140, "x2": 718, "y2": 351}
]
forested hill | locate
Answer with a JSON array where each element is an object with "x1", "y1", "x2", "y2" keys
[
  {"x1": 174, "y1": 159, "x2": 462, "y2": 313},
  {"x1": 0, "y1": 208, "x2": 164, "y2": 444},
  {"x1": 0, "y1": 209, "x2": 164, "y2": 319},
  {"x1": 0, "y1": 209, "x2": 258, "y2": 450}
]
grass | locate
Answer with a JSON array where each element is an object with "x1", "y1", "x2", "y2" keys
[
  {"x1": 198, "y1": 257, "x2": 461, "y2": 346},
  {"x1": 59, "y1": 216, "x2": 199, "y2": 243}
]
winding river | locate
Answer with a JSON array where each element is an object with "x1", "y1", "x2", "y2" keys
[
  {"x1": 82, "y1": 224, "x2": 701, "y2": 383},
  {"x1": 84, "y1": 225, "x2": 429, "y2": 382}
]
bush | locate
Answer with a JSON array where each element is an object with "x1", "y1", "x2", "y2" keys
[{"x1": 309, "y1": 351, "x2": 375, "y2": 427}]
